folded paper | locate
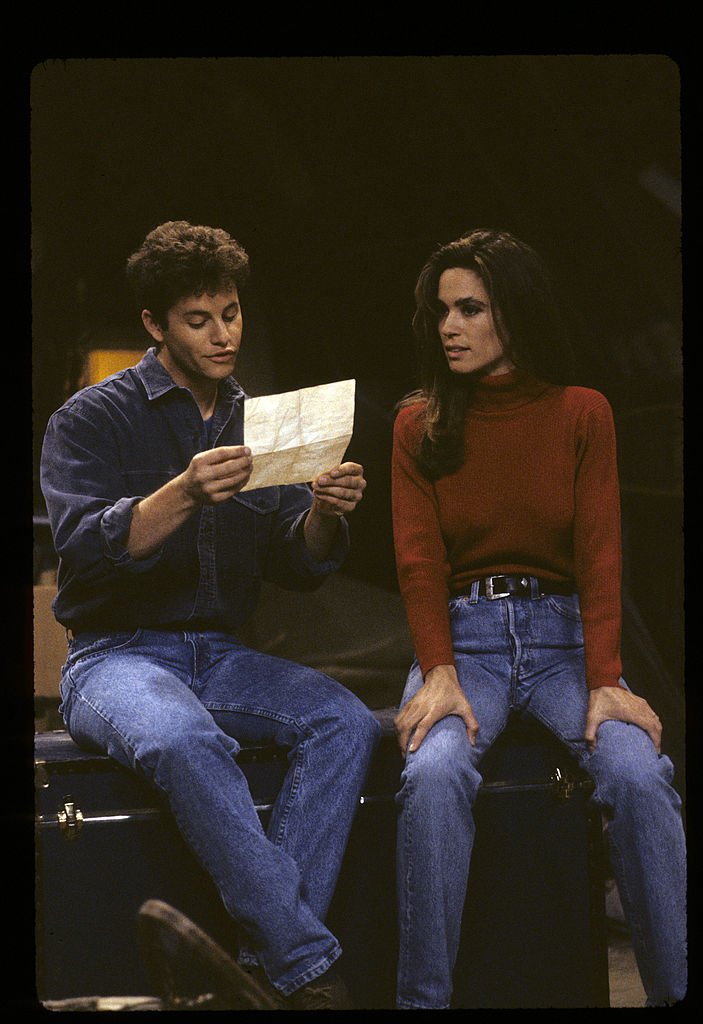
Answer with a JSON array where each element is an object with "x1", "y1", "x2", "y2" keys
[{"x1": 241, "y1": 379, "x2": 356, "y2": 491}]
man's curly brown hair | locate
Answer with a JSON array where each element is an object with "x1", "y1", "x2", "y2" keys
[{"x1": 126, "y1": 220, "x2": 250, "y2": 328}]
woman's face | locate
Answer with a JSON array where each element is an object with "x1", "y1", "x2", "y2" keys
[{"x1": 436, "y1": 267, "x2": 514, "y2": 376}]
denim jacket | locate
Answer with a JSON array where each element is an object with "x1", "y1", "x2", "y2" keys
[{"x1": 40, "y1": 348, "x2": 350, "y2": 633}]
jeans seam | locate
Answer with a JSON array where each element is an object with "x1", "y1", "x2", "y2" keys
[
  {"x1": 397, "y1": 763, "x2": 416, "y2": 1006},
  {"x1": 269, "y1": 733, "x2": 309, "y2": 847},
  {"x1": 396, "y1": 755, "x2": 454, "y2": 1010},
  {"x1": 605, "y1": 822, "x2": 655, "y2": 994},
  {"x1": 200, "y1": 701, "x2": 313, "y2": 848},
  {"x1": 64, "y1": 678, "x2": 139, "y2": 769}
]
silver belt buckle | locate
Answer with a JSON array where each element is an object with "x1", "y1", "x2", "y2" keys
[{"x1": 485, "y1": 575, "x2": 511, "y2": 600}]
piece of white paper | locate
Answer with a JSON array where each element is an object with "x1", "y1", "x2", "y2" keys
[{"x1": 241, "y1": 379, "x2": 356, "y2": 491}]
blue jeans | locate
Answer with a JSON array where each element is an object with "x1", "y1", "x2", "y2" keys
[
  {"x1": 58, "y1": 629, "x2": 381, "y2": 996},
  {"x1": 395, "y1": 590, "x2": 687, "y2": 1008}
]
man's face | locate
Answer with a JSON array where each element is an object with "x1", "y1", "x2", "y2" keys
[{"x1": 143, "y1": 288, "x2": 242, "y2": 390}]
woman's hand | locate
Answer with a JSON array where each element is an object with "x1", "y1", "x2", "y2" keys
[
  {"x1": 585, "y1": 685, "x2": 662, "y2": 753},
  {"x1": 394, "y1": 664, "x2": 479, "y2": 756}
]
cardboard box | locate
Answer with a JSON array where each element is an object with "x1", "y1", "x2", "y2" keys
[{"x1": 34, "y1": 585, "x2": 67, "y2": 698}]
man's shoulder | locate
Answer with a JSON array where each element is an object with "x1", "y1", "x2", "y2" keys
[{"x1": 54, "y1": 366, "x2": 145, "y2": 418}]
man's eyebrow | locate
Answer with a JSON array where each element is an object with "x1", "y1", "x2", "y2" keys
[{"x1": 181, "y1": 300, "x2": 239, "y2": 317}]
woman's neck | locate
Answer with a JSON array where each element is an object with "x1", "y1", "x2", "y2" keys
[{"x1": 467, "y1": 367, "x2": 551, "y2": 410}]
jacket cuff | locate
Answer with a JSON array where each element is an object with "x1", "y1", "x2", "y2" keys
[
  {"x1": 101, "y1": 497, "x2": 162, "y2": 572},
  {"x1": 287, "y1": 510, "x2": 350, "y2": 576}
]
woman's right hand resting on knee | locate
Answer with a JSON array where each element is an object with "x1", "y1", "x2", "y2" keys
[{"x1": 394, "y1": 665, "x2": 480, "y2": 756}]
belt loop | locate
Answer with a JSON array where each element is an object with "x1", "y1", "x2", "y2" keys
[
  {"x1": 469, "y1": 579, "x2": 480, "y2": 604},
  {"x1": 529, "y1": 576, "x2": 541, "y2": 599}
]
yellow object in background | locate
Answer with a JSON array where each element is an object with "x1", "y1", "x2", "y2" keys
[
  {"x1": 33, "y1": 584, "x2": 66, "y2": 698},
  {"x1": 86, "y1": 349, "x2": 146, "y2": 385}
]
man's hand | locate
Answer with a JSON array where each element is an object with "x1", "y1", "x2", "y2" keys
[
  {"x1": 585, "y1": 685, "x2": 662, "y2": 753},
  {"x1": 302, "y1": 462, "x2": 365, "y2": 562},
  {"x1": 311, "y1": 462, "x2": 366, "y2": 518},
  {"x1": 128, "y1": 446, "x2": 252, "y2": 560},
  {"x1": 394, "y1": 664, "x2": 479, "y2": 756},
  {"x1": 181, "y1": 446, "x2": 253, "y2": 505}
]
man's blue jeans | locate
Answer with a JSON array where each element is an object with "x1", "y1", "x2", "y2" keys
[
  {"x1": 395, "y1": 590, "x2": 687, "y2": 1008},
  {"x1": 58, "y1": 629, "x2": 382, "y2": 996}
]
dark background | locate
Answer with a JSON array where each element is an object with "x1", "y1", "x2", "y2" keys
[{"x1": 30, "y1": 54, "x2": 685, "y2": 767}]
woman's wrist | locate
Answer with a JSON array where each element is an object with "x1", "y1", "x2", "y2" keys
[{"x1": 424, "y1": 663, "x2": 460, "y2": 688}]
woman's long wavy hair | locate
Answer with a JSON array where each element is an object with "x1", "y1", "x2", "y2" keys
[{"x1": 403, "y1": 229, "x2": 575, "y2": 480}]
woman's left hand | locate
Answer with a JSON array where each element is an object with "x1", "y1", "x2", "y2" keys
[
  {"x1": 311, "y1": 462, "x2": 366, "y2": 517},
  {"x1": 585, "y1": 686, "x2": 662, "y2": 753}
]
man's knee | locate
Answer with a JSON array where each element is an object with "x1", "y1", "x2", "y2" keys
[{"x1": 326, "y1": 687, "x2": 383, "y2": 754}]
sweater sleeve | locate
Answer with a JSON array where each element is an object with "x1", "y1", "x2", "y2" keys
[
  {"x1": 392, "y1": 406, "x2": 455, "y2": 675},
  {"x1": 572, "y1": 392, "x2": 624, "y2": 689}
]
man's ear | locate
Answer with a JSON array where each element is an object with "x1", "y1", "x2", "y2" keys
[{"x1": 141, "y1": 309, "x2": 165, "y2": 344}]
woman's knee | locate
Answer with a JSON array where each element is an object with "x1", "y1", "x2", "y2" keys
[
  {"x1": 400, "y1": 719, "x2": 480, "y2": 801},
  {"x1": 589, "y1": 721, "x2": 677, "y2": 803}
]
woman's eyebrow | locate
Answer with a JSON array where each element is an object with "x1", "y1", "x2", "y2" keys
[{"x1": 438, "y1": 295, "x2": 488, "y2": 309}]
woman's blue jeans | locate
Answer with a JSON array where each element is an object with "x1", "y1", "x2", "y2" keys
[
  {"x1": 58, "y1": 628, "x2": 381, "y2": 996},
  {"x1": 395, "y1": 590, "x2": 687, "y2": 1008}
]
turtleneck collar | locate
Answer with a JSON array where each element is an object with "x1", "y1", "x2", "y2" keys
[{"x1": 467, "y1": 367, "x2": 554, "y2": 412}]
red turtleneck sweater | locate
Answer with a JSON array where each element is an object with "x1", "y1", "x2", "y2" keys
[{"x1": 392, "y1": 370, "x2": 623, "y2": 690}]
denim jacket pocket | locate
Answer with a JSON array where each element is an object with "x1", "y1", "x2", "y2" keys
[
  {"x1": 229, "y1": 489, "x2": 282, "y2": 577},
  {"x1": 232, "y1": 488, "x2": 281, "y2": 516}
]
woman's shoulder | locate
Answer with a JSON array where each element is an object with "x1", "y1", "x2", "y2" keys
[
  {"x1": 394, "y1": 395, "x2": 427, "y2": 435},
  {"x1": 553, "y1": 384, "x2": 613, "y2": 415}
]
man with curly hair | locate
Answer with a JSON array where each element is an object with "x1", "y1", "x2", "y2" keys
[{"x1": 40, "y1": 220, "x2": 381, "y2": 1010}]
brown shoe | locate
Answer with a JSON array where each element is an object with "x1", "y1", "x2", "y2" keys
[
  {"x1": 241, "y1": 964, "x2": 288, "y2": 1010},
  {"x1": 287, "y1": 967, "x2": 353, "y2": 1010}
]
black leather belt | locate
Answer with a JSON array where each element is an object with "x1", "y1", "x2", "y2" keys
[{"x1": 457, "y1": 574, "x2": 576, "y2": 600}]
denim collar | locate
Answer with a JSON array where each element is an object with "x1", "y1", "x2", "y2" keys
[{"x1": 135, "y1": 346, "x2": 247, "y2": 404}]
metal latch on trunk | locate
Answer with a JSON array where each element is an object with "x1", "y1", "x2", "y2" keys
[
  {"x1": 551, "y1": 767, "x2": 577, "y2": 800},
  {"x1": 57, "y1": 797, "x2": 84, "y2": 839}
]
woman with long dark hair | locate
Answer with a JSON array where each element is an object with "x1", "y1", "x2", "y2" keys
[{"x1": 392, "y1": 229, "x2": 686, "y2": 1008}]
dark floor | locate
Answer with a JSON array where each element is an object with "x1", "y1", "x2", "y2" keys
[{"x1": 40, "y1": 941, "x2": 646, "y2": 1012}]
